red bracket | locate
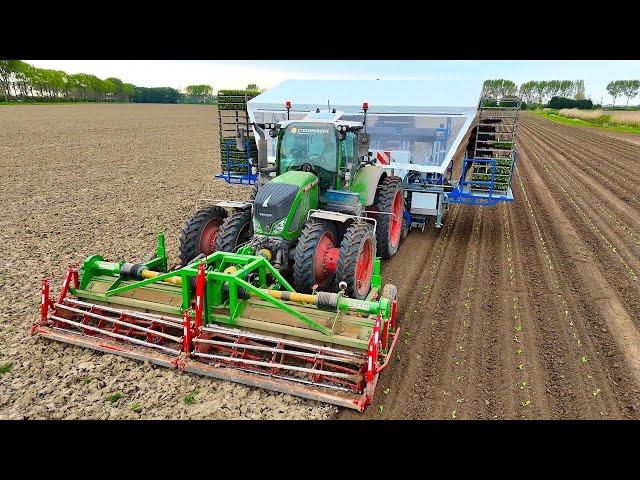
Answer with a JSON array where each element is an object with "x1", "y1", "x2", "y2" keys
[{"x1": 194, "y1": 263, "x2": 205, "y2": 332}]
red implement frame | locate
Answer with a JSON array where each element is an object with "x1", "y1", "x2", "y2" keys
[{"x1": 31, "y1": 267, "x2": 400, "y2": 412}]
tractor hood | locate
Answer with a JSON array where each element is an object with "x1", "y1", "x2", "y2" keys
[{"x1": 253, "y1": 170, "x2": 318, "y2": 237}]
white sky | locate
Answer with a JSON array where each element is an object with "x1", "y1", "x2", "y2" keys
[{"x1": 28, "y1": 60, "x2": 640, "y2": 105}]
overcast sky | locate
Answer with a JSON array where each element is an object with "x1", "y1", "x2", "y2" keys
[{"x1": 28, "y1": 60, "x2": 640, "y2": 104}]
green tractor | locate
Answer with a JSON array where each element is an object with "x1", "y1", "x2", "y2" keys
[{"x1": 179, "y1": 113, "x2": 405, "y2": 300}]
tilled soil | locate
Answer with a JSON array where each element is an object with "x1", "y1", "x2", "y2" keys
[
  {"x1": 2, "y1": 106, "x2": 639, "y2": 420},
  {"x1": 341, "y1": 112, "x2": 640, "y2": 419},
  {"x1": 0, "y1": 104, "x2": 337, "y2": 419}
]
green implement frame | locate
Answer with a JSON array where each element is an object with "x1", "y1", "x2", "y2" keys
[{"x1": 71, "y1": 233, "x2": 392, "y2": 352}]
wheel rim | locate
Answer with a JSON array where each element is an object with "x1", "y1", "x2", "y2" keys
[
  {"x1": 199, "y1": 218, "x2": 223, "y2": 254},
  {"x1": 355, "y1": 237, "x2": 373, "y2": 296},
  {"x1": 313, "y1": 231, "x2": 336, "y2": 287},
  {"x1": 390, "y1": 191, "x2": 402, "y2": 247}
]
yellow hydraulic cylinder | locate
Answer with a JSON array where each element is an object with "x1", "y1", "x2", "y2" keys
[{"x1": 140, "y1": 269, "x2": 182, "y2": 286}]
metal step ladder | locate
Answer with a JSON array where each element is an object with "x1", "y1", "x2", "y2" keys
[{"x1": 470, "y1": 94, "x2": 521, "y2": 195}]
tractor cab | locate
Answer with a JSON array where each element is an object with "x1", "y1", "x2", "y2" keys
[{"x1": 271, "y1": 117, "x2": 369, "y2": 204}]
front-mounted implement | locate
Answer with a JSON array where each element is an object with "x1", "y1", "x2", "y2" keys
[{"x1": 32, "y1": 234, "x2": 399, "y2": 411}]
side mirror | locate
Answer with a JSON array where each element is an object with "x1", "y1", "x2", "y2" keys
[
  {"x1": 235, "y1": 126, "x2": 246, "y2": 151},
  {"x1": 356, "y1": 132, "x2": 371, "y2": 158}
]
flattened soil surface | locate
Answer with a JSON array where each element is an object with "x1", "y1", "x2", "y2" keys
[
  {"x1": 0, "y1": 105, "x2": 337, "y2": 419},
  {"x1": 340, "y1": 112, "x2": 640, "y2": 419}
]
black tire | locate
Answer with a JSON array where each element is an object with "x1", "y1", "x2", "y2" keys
[
  {"x1": 214, "y1": 210, "x2": 253, "y2": 253},
  {"x1": 373, "y1": 175, "x2": 404, "y2": 259},
  {"x1": 179, "y1": 206, "x2": 228, "y2": 265},
  {"x1": 293, "y1": 220, "x2": 338, "y2": 294},
  {"x1": 335, "y1": 222, "x2": 377, "y2": 300}
]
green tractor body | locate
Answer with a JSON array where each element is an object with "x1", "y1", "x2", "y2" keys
[{"x1": 180, "y1": 115, "x2": 406, "y2": 300}]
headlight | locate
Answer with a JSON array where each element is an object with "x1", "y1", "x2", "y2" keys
[{"x1": 271, "y1": 218, "x2": 287, "y2": 234}]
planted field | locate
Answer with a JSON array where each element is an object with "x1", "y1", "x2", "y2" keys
[{"x1": 1, "y1": 105, "x2": 639, "y2": 419}]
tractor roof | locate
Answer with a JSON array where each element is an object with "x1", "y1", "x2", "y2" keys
[
  {"x1": 247, "y1": 80, "x2": 481, "y2": 175},
  {"x1": 246, "y1": 79, "x2": 481, "y2": 115}
]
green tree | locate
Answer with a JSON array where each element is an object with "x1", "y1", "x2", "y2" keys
[
  {"x1": 607, "y1": 80, "x2": 625, "y2": 107},
  {"x1": 533, "y1": 81, "x2": 548, "y2": 105},
  {"x1": 574, "y1": 80, "x2": 586, "y2": 100},
  {"x1": 620, "y1": 80, "x2": 640, "y2": 107},
  {"x1": 519, "y1": 81, "x2": 537, "y2": 104},
  {"x1": 246, "y1": 83, "x2": 258, "y2": 91}
]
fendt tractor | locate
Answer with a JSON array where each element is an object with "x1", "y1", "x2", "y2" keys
[
  {"x1": 32, "y1": 80, "x2": 521, "y2": 411},
  {"x1": 180, "y1": 103, "x2": 405, "y2": 301}
]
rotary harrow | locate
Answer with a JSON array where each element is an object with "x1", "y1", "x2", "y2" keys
[{"x1": 33, "y1": 234, "x2": 399, "y2": 411}]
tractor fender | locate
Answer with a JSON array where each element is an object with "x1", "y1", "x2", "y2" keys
[{"x1": 351, "y1": 165, "x2": 386, "y2": 206}]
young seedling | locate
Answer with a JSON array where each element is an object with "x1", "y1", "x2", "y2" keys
[
  {"x1": 581, "y1": 356, "x2": 588, "y2": 364},
  {"x1": 450, "y1": 410, "x2": 457, "y2": 419},
  {"x1": 592, "y1": 388, "x2": 601, "y2": 397},
  {"x1": 82, "y1": 377, "x2": 93, "y2": 385},
  {"x1": 515, "y1": 349, "x2": 522, "y2": 356},
  {"x1": 514, "y1": 325, "x2": 522, "y2": 332},
  {"x1": 130, "y1": 403, "x2": 143, "y2": 413},
  {"x1": 383, "y1": 388, "x2": 390, "y2": 395},
  {"x1": 183, "y1": 387, "x2": 200, "y2": 405},
  {"x1": 456, "y1": 398, "x2": 465, "y2": 404},
  {"x1": 521, "y1": 400, "x2": 532, "y2": 407},
  {"x1": 106, "y1": 391, "x2": 123, "y2": 403},
  {"x1": 517, "y1": 363, "x2": 524, "y2": 371},
  {"x1": 0, "y1": 362, "x2": 12, "y2": 374},
  {"x1": 378, "y1": 404, "x2": 384, "y2": 413}
]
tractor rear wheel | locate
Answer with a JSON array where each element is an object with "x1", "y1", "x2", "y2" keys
[
  {"x1": 179, "y1": 206, "x2": 228, "y2": 265},
  {"x1": 293, "y1": 219, "x2": 339, "y2": 293},
  {"x1": 214, "y1": 210, "x2": 253, "y2": 253},
  {"x1": 335, "y1": 222, "x2": 376, "y2": 300},
  {"x1": 373, "y1": 176, "x2": 404, "y2": 259}
]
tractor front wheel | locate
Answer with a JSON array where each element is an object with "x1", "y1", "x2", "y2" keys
[
  {"x1": 293, "y1": 219, "x2": 339, "y2": 293},
  {"x1": 373, "y1": 176, "x2": 404, "y2": 259},
  {"x1": 214, "y1": 210, "x2": 253, "y2": 253},
  {"x1": 335, "y1": 222, "x2": 376, "y2": 300},
  {"x1": 179, "y1": 206, "x2": 228, "y2": 265}
]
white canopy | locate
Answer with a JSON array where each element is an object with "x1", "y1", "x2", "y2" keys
[{"x1": 246, "y1": 79, "x2": 481, "y2": 174}]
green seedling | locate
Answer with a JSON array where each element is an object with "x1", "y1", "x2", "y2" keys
[
  {"x1": 581, "y1": 356, "x2": 588, "y2": 364},
  {"x1": 183, "y1": 388, "x2": 200, "y2": 405},
  {"x1": 405, "y1": 331, "x2": 413, "y2": 337},
  {"x1": 587, "y1": 374, "x2": 593, "y2": 380},
  {"x1": 0, "y1": 362, "x2": 12, "y2": 374},
  {"x1": 517, "y1": 363, "x2": 524, "y2": 371},
  {"x1": 82, "y1": 377, "x2": 93, "y2": 385},
  {"x1": 6, "y1": 327, "x2": 15, "y2": 333},
  {"x1": 514, "y1": 325, "x2": 522, "y2": 332},
  {"x1": 450, "y1": 410, "x2": 457, "y2": 419},
  {"x1": 521, "y1": 400, "x2": 532, "y2": 407},
  {"x1": 520, "y1": 381, "x2": 528, "y2": 390},
  {"x1": 383, "y1": 388, "x2": 390, "y2": 395},
  {"x1": 378, "y1": 404, "x2": 384, "y2": 413},
  {"x1": 515, "y1": 349, "x2": 522, "y2": 356},
  {"x1": 130, "y1": 402, "x2": 142, "y2": 413},
  {"x1": 106, "y1": 392, "x2": 123, "y2": 403},
  {"x1": 592, "y1": 388, "x2": 601, "y2": 397},
  {"x1": 456, "y1": 398, "x2": 465, "y2": 404},
  {"x1": 395, "y1": 355, "x2": 401, "y2": 361}
]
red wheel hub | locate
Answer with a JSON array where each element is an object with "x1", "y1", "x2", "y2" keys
[
  {"x1": 355, "y1": 238, "x2": 373, "y2": 297},
  {"x1": 389, "y1": 191, "x2": 403, "y2": 247},
  {"x1": 313, "y1": 232, "x2": 339, "y2": 287},
  {"x1": 199, "y1": 218, "x2": 223, "y2": 254}
]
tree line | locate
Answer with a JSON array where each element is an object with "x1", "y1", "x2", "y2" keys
[
  {"x1": 0, "y1": 60, "x2": 136, "y2": 102},
  {"x1": 0, "y1": 61, "x2": 262, "y2": 106},
  {"x1": 484, "y1": 78, "x2": 640, "y2": 108}
]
